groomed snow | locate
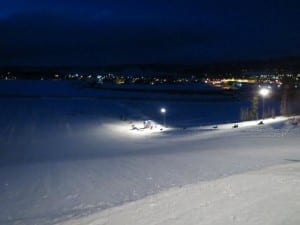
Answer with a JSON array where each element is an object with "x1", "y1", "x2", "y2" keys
[
  {"x1": 57, "y1": 163, "x2": 300, "y2": 225},
  {"x1": 0, "y1": 80, "x2": 299, "y2": 225}
]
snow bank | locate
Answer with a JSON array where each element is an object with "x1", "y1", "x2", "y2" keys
[{"x1": 57, "y1": 163, "x2": 300, "y2": 225}]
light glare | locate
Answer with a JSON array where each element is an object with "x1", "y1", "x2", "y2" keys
[
  {"x1": 161, "y1": 108, "x2": 166, "y2": 113},
  {"x1": 259, "y1": 88, "x2": 270, "y2": 97}
]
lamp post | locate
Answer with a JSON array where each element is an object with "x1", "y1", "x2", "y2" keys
[
  {"x1": 160, "y1": 107, "x2": 166, "y2": 127},
  {"x1": 259, "y1": 88, "x2": 270, "y2": 120}
]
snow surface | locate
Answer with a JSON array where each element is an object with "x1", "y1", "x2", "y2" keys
[
  {"x1": 57, "y1": 163, "x2": 300, "y2": 225},
  {"x1": 0, "y1": 80, "x2": 299, "y2": 225}
]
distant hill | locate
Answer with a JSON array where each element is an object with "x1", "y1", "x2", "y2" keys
[{"x1": 0, "y1": 56, "x2": 299, "y2": 78}]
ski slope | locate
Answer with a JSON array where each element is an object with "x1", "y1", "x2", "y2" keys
[
  {"x1": 58, "y1": 163, "x2": 300, "y2": 225},
  {"x1": 0, "y1": 80, "x2": 299, "y2": 225}
]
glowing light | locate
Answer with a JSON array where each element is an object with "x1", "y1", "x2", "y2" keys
[
  {"x1": 160, "y1": 108, "x2": 167, "y2": 127},
  {"x1": 161, "y1": 108, "x2": 166, "y2": 113},
  {"x1": 259, "y1": 88, "x2": 270, "y2": 97},
  {"x1": 259, "y1": 88, "x2": 271, "y2": 120}
]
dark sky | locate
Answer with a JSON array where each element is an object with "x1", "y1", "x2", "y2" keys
[{"x1": 0, "y1": 0, "x2": 299, "y2": 66}]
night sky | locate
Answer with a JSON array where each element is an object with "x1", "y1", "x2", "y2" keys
[{"x1": 0, "y1": 0, "x2": 299, "y2": 66}]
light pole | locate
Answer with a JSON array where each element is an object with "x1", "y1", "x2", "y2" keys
[
  {"x1": 259, "y1": 88, "x2": 270, "y2": 120},
  {"x1": 160, "y1": 107, "x2": 166, "y2": 127}
]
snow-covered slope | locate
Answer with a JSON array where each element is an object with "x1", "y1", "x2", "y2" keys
[
  {"x1": 0, "y1": 80, "x2": 299, "y2": 225},
  {"x1": 57, "y1": 163, "x2": 300, "y2": 225}
]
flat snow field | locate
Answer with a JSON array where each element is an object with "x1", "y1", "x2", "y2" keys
[{"x1": 0, "y1": 80, "x2": 299, "y2": 225}]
